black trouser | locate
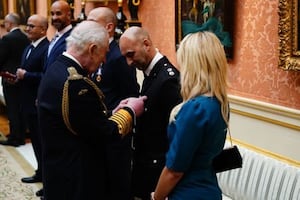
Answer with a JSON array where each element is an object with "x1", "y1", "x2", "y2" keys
[
  {"x1": 27, "y1": 112, "x2": 43, "y2": 178},
  {"x1": 132, "y1": 156, "x2": 165, "y2": 200},
  {"x1": 3, "y1": 83, "x2": 25, "y2": 142}
]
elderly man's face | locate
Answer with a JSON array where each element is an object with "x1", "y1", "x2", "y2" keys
[{"x1": 86, "y1": 42, "x2": 109, "y2": 74}]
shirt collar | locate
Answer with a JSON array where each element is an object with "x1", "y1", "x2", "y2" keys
[
  {"x1": 62, "y1": 51, "x2": 82, "y2": 68},
  {"x1": 109, "y1": 37, "x2": 113, "y2": 44},
  {"x1": 55, "y1": 24, "x2": 72, "y2": 38},
  {"x1": 144, "y1": 49, "x2": 163, "y2": 76},
  {"x1": 10, "y1": 27, "x2": 20, "y2": 32},
  {"x1": 31, "y1": 36, "x2": 47, "y2": 48}
]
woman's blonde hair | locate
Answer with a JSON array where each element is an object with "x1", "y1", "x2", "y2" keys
[{"x1": 177, "y1": 31, "x2": 229, "y2": 124}]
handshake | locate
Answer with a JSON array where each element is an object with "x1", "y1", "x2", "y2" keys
[{"x1": 113, "y1": 96, "x2": 147, "y2": 117}]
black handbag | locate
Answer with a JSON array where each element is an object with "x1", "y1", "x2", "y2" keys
[{"x1": 213, "y1": 129, "x2": 243, "y2": 173}]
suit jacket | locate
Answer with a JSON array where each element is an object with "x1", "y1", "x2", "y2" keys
[
  {"x1": 37, "y1": 54, "x2": 124, "y2": 200},
  {"x1": 19, "y1": 37, "x2": 49, "y2": 114},
  {"x1": 43, "y1": 28, "x2": 72, "y2": 72},
  {"x1": 132, "y1": 56, "x2": 182, "y2": 198},
  {"x1": 0, "y1": 28, "x2": 30, "y2": 80},
  {"x1": 135, "y1": 56, "x2": 182, "y2": 161},
  {"x1": 94, "y1": 39, "x2": 140, "y2": 110}
]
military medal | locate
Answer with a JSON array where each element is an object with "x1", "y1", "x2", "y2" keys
[{"x1": 96, "y1": 74, "x2": 101, "y2": 82}]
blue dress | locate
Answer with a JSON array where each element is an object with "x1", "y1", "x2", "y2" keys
[{"x1": 166, "y1": 96, "x2": 227, "y2": 200}]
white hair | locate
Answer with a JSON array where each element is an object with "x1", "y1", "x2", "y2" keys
[{"x1": 66, "y1": 20, "x2": 108, "y2": 54}]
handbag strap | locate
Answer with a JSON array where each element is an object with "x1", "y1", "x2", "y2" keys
[{"x1": 227, "y1": 128, "x2": 233, "y2": 147}]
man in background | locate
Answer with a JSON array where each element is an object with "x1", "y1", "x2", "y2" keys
[
  {"x1": 36, "y1": 1, "x2": 72, "y2": 196},
  {"x1": 87, "y1": 7, "x2": 140, "y2": 200},
  {"x1": 44, "y1": 0, "x2": 72, "y2": 72},
  {"x1": 0, "y1": 13, "x2": 30, "y2": 147},
  {"x1": 16, "y1": 14, "x2": 49, "y2": 197},
  {"x1": 119, "y1": 26, "x2": 182, "y2": 200}
]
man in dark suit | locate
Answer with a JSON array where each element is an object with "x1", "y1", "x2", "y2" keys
[
  {"x1": 0, "y1": 13, "x2": 30, "y2": 147},
  {"x1": 15, "y1": 14, "x2": 49, "y2": 194},
  {"x1": 119, "y1": 26, "x2": 182, "y2": 200},
  {"x1": 36, "y1": 1, "x2": 72, "y2": 196},
  {"x1": 44, "y1": 0, "x2": 72, "y2": 72},
  {"x1": 87, "y1": 7, "x2": 140, "y2": 200},
  {"x1": 37, "y1": 20, "x2": 146, "y2": 200}
]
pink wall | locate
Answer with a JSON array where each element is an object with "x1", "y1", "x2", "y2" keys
[
  {"x1": 128, "y1": 0, "x2": 300, "y2": 110},
  {"x1": 228, "y1": 0, "x2": 300, "y2": 109},
  {"x1": 135, "y1": 0, "x2": 300, "y2": 109},
  {"x1": 5, "y1": 0, "x2": 299, "y2": 110}
]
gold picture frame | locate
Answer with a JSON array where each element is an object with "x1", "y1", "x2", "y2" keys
[
  {"x1": 176, "y1": 0, "x2": 235, "y2": 58},
  {"x1": 278, "y1": 0, "x2": 300, "y2": 71},
  {"x1": 14, "y1": 0, "x2": 36, "y2": 25},
  {"x1": 0, "y1": 0, "x2": 8, "y2": 19}
]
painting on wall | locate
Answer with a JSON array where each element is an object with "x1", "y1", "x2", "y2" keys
[
  {"x1": 176, "y1": 0, "x2": 235, "y2": 58},
  {"x1": 0, "y1": 0, "x2": 8, "y2": 19},
  {"x1": 15, "y1": 0, "x2": 36, "y2": 25}
]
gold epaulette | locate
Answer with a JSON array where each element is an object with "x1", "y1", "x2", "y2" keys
[
  {"x1": 62, "y1": 67, "x2": 108, "y2": 135},
  {"x1": 109, "y1": 108, "x2": 133, "y2": 136}
]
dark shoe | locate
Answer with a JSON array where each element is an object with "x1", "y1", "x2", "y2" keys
[
  {"x1": 21, "y1": 174, "x2": 42, "y2": 183},
  {"x1": 0, "y1": 139, "x2": 25, "y2": 147},
  {"x1": 36, "y1": 188, "x2": 44, "y2": 197}
]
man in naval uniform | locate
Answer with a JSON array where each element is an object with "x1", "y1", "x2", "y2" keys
[
  {"x1": 37, "y1": 21, "x2": 146, "y2": 200},
  {"x1": 120, "y1": 26, "x2": 182, "y2": 200}
]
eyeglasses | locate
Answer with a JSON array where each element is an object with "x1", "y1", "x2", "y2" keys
[{"x1": 26, "y1": 24, "x2": 42, "y2": 29}]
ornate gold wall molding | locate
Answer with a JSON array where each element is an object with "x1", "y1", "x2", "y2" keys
[{"x1": 278, "y1": 0, "x2": 300, "y2": 71}]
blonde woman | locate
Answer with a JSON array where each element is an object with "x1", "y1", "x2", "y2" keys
[{"x1": 152, "y1": 31, "x2": 229, "y2": 200}]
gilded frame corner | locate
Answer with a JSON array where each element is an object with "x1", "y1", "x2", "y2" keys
[
  {"x1": 176, "y1": 0, "x2": 235, "y2": 59},
  {"x1": 278, "y1": 0, "x2": 300, "y2": 71}
]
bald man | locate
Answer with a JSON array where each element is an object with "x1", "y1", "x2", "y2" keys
[
  {"x1": 44, "y1": 0, "x2": 72, "y2": 71},
  {"x1": 16, "y1": 15, "x2": 49, "y2": 195},
  {"x1": 119, "y1": 27, "x2": 182, "y2": 200},
  {"x1": 88, "y1": 7, "x2": 139, "y2": 200}
]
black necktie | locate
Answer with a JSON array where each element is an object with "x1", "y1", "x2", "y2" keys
[
  {"x1": 25, "y1": 44, "x2": 34, "y2": 59},
  {"x1": 141, "y1": 74, "x2": 151, "y2": 94}
]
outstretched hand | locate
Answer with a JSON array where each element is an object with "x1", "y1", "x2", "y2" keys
[
  {"x1": 113, "y1": 96, "x2": 147, "y2": 117},
  {"x1": 126, "y1": 96, "x2": 147, "y2": 117}
]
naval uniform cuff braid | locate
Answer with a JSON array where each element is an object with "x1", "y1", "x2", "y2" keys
[
  {"x1": 122, "y1": 106, "x2": 135, "y2": 118},
  {"x1": 123, "y1": 106, "x2": 136, "y2": 133},
  {"x1": 109, "y1": 108, "x2": 133, "y2": 135}
]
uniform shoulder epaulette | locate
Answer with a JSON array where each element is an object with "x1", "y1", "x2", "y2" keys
[
  {"x1": 67, "y1": 67, "x2": 83, "y2": 80},
  {"x1": 163, "y1": 63, "x2": 176, "y2": 77}
]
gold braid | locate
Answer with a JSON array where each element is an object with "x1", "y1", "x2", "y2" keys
[
  {"x1": 132, "y1": 0, "x2": 140, "y2": 6},
  {"x1": 62, "y1": 67, "x2": 107, "y2": 135}
]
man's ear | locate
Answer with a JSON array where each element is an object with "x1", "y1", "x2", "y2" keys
[
  {"x1": 89, "y1": 43, "x2": 98, "y2": 55},
  {"x1": 106, "y1": 22, "x2": 114, "y2": 34}
]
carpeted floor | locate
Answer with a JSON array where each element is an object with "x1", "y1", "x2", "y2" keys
[{"x1": 0, "y1": 139, "x2": 41, "y2": 200}]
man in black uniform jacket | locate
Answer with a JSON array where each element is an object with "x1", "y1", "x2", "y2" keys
[
  {"x1": 120, "y1": 26, "x2": 182, "y2": 200},
  {"x1": 37, "y1": 21, "x2": 146, "y2": 200}
]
